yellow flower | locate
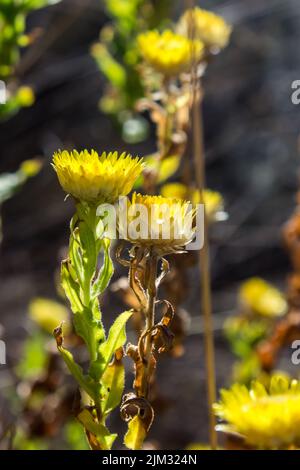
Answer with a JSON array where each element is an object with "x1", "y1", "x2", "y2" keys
[
  {"x1": 239, "y1": 277, "x2": 287, "y2": 318},
  {"x1": 160, "y1": 183, "x2": 223, "y2": 222},
  {"x1": 120, "y1": 192, "x2": 196, "y2": 255},
  {"x1": 177, "y1": 7, "x2": 231, "y2": 51},
  {"x1": 52, "y1": 150, "x2": 143, "y2": 204},
  {"x1": 20, "y1": 159, "x2": 42, "y2": 178},
  {"x1": 16, "y1": 86, "x2": 35, "y2": 107},
  {"x1": 214, "y1": 375, "x2": 300, "y2": 449},
  {"x1": 137, "y1": 30, "x2": 204, "y2": 77}
]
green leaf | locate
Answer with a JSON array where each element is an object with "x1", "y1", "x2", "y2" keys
[
  {"x1": 101, "y1": 360, "x2": 125, "y2": 416},
  {"x1": 15, "y1": 332, "x2": 48, "y2": 379},
  {"x1": 77, "y1": 409, "x2": 117, "y2": 450},
  {"x1": 69, "y1": 231, "x2": 84, "y2": 286},
  {"x1": 61, "y1": 261, "x2": 83, "y2": 314},
  {"x1": 78, "y1": 220, "x2": 97, "y2": 293},
  {"x1": 56, "y1": 341, "x2": 97, "y2": 401},
  {"x1": 98, "y1": 310, "x2": 132, "y2": 366},
  {"x1": 124, "y1": 415, "x2": 146, "y2": 450},
  {"x1": 64, "y1": 418, "x2": 90, "y2": 450},
  {"x1": 91, "y1": 44, "x2": 126, "y2": 90},
  {"x1": 89, "y1": 310, "x2": 132, "y2": 379},
  {"x1": 92, "y1": 239, "x2": 114, "y2": 299}
]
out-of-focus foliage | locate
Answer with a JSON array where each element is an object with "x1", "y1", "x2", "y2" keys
[
  {"x1": 14, "y1": 431, "x2": 48, "y2": 450},
  {"x1": 15, "y1": 332, "x2": 48, "y2": 380},
  {"x1": 92, "y1": 0, "x2": 171, "y2": 143},
  {"x1": 29, "y1": 297, "x2": 71, "y2": 335},
  {"x1": 224, "y1": 278, "x2": 288, "y2": 385},
  {"x1": 0, "y1": 159, "x2": 42, "y2": 241},
  {"x1": 0, "y1": 0, "x2": 61, "y2": 119},
  {"x1": 64, "y1": 419, "x2": 89, "y2": 450}
]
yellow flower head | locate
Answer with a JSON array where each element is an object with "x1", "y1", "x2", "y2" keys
[
  {"x1": 120, "y1": 192, "x2": 196, "y2": 255},
  {"x1": 52, "y1": 150, "x2": 144, "y2": 204},
  {"x1": 239, "y1": 277, "x2": 287, "y2": 318},
  {"x1": 160, "y1": 183, "x2": 224, "y2": 223},
  {"x1": 177, "y1": 7, "x2": 231, "y2": 51},
  {"x1": 214, "y1": 375, "x2": 300, "y2": 449},
  {"x1": 137, "y1": 30, "x2": 204, "y2": 77}
]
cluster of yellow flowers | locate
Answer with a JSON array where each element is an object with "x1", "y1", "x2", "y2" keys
[
  {"x1": 52, "y1": 150, "x2": 195, "y2": 254},
  {"x1": 214, "y1": 375, "x2": 300, "y2": 449}
]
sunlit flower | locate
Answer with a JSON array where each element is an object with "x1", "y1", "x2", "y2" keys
[
  {"x1": 177, "y1": 7, "x2": 231, "y2": 51},
  {"x1": 120, "y1": 192, "x2": 196, "y2": 255},
  {"x1": 160, "y1": 183, "x2": 224, "y2": 222},
  {"x1": 239, "y1": 277, "x2": 287, "y2": 318},
  {"x1": 52, "y1": 150, "x2": 143, "y2": 204},
  {"x1": 214, "y1": 374, "x2": 300, "y2": 449},
  {"x1": 137, "y1": 30, "x2": 204, "y2": 77}
]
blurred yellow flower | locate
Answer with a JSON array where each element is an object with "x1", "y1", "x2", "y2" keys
[
  {"x1": 137, "y1": 30, "x2": 204, "y2": 77},
  {"x1": 52, "y1": 150, "x2": 143, "y2": 204},
  {"x1": 239, "y1": 277, "x2": 287, "y2": 318},
  {"x1": 178, "y1": 7, "x2": 231, "y2": 51},
  {"x1": 16, "y1": 86, "x2": 35, "y2": 107},
  {"x1": 29, "y1": 297, "x2": 71, "y2": 335},
  {"x1": 120, "y1": 192, "x2": 195, "y2": 255},
  {"x1": 160, "y1": 183, "x2": 223, "y2": 222},
  {"x1": 20, "y1": 159, "x2": 42, "y2": 178},
  {"x1": 214, "y1": 375, "x2": 300, "y2": 449}
]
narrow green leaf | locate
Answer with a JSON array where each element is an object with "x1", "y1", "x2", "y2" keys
[
  {"x1": 78, "y1": 221, "x2": 97, "y2": 285},
  {"x1": 56, "y1": 341, "x2": 96, "y2": 401},
  {"x1": 89, "y1": 310, "x2": 132, "y2": 379},
  {"x1": 61, "y1": 261, "x2": 83, "y2": 314},
  {"x1": 92, "y1": 239, "x2": 114, "y2": 299},
  {"x1": 98, "y1": 310, "x2": 132, "y2": 367}
]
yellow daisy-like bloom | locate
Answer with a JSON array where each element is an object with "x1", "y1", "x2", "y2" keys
[
  {"x1": 177, "y1": 7, "x2": 231, "y2": 51},
  {"x1": 239, "y1": 277, "x2": 287, "y2": 318},
  {"x1": 120, "y1": 192, "x2": 196, "y2": 255},
  {"x1": 160, "y1": 182, "x2": 223, "y2": 223},
  {"x1": 137, "y1": 30, "x2": 204, "y2": 77},
  {"x1": 52, "y1": 150, "x2": 143, "y2": 204},
  {"x1": 214, "y1": 375, "x2": 300, "y2": 449}
]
